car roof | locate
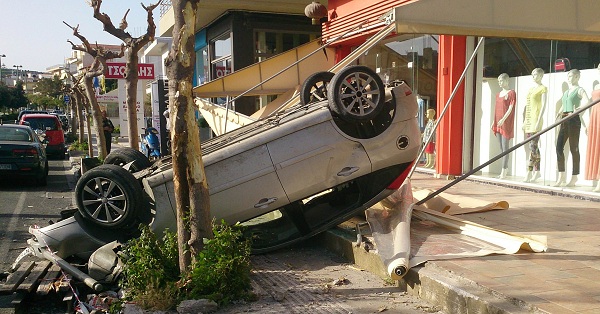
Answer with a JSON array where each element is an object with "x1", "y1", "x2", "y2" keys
[
  {"x1": 0, "y1": 124, "x2": 34, "y2": 131},
  {"x1": 21, "y1": 113, "x2": 60, "y2": 120}
]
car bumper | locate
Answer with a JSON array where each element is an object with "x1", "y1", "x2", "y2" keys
[
  {"x1": 0, "y1": 161, "x2": 45, "y2": 177},
  {"x1": 46, "y1": 143, "x2": 65, "y2": 155}
]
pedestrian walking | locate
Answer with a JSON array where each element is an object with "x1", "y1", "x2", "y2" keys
[{"x1": 102, "y1": 110, "x2": 115, "y2": 154}]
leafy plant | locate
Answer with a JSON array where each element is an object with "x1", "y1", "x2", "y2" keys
[
  {"x1": 184, "y1": 221, "x2": 253, "y2": 304},
  {"x1": 119, "y1": 221, "x2": 253, "y2": 310},
  {"x1": 68, "y1": 140, "x2": 88, "y2": 151},
  {"x1": 120, "y1": 225, "x2": 180, "y2": 300}
]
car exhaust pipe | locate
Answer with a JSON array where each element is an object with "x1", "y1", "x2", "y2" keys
[{"x1": 39, "y1": 248, "x2": 103, "y2": 292}]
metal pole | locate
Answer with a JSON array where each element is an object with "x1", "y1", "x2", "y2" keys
[
  {"x1": 416, "y1": 98, "x2": 600, "y2": 206},
  {"x1": 408, "y1": 37, "x2": 485, "y2": 179},
  {"x1": 0, "y1": 54, "x2": 5, "y2": 84}
]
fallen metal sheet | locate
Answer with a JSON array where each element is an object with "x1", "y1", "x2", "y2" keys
[{"x1": 366, "y1": 180, "x2": 547, "y2": 280}]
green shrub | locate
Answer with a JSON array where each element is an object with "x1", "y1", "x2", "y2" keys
[
  {"x1": 119, "y1": 221, "x2": 253, "y2": 310},
  {"x1": 68, "y1": 140, "x2": 89, "y2": 152},
  {"x1": 185, "y1": 221, "x2": 252, "y2": 304},
  {"x1": 120, "y1": 225, "x2": 180, "y2": 299}
]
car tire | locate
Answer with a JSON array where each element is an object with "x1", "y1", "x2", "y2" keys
[
  {"x1": 300, "y1": 71, "x2": 335, "y2": 105},
  {"x1": 36, "y1": 161, "x2": 49, "y2": 186},
  {"x1": 104, "y1": 148, "x2": 152, "y2": 172},
  {"x1": 327, "y1": 65, "x2": 385, "y2": 122},
  {"x1": 75, "y1": 164, "x2": 143, "y2": 229}
]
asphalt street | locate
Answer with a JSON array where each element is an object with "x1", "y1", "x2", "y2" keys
[{"x1": 0, "y1": 157, "x2": 74, "y2": 273}]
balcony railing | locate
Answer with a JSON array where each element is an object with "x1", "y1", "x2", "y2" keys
[{"x1": 160, "y1": 0, "x2": 172, "y2": 17}]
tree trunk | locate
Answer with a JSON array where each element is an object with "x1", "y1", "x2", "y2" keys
[
  {"x1": 125, "y1": 48, "x2": 140, "y2": 150},
  {"x1": 166, "y1": 0, "x2": 211, "y2": 272},
  {"x1": 83, "y1": 76, "x2": 108, "y2": 159},
  {"x1": 74, "y1": 92, "x2": 85, "y2": 144}
]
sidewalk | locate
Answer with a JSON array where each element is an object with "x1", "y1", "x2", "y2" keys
[{"x1": 323, "y1": 171, "x2": 600, "y2": 314}]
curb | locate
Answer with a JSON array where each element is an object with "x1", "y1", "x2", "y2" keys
[{"x1": 320, "y1": 226, "x2": 545, "y2": 314}]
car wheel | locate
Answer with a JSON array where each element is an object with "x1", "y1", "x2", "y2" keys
[
  {"x1": 300, "y1": 71, "x2": 335, "y2": 105},
  {"x1": 327, "y1": 65, "x2": 385, "y2": 122},
  {"x1": 75, "y1": 164, "x2": 143, "y2": 229},
  {"x1": 104, "y1": 148, "x2": 152, "y2": 172},
  {"x1": 36, "y1": 161, "x2": 49, "y2": 186}
]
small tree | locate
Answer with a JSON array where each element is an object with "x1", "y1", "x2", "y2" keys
[
  {"x1": 90, "y1": 0, "x2": 162, "y2": 150},
  {"x1": 65, "y1": 22, "x2": 124, "y2": 159},
  {"x1": 165, "y1": 0, "x2": 212, "y2": 271}
]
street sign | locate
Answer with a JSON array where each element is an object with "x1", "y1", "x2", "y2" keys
[
  {"x1": 64, "y1": 95, "x2": 70, "y2": 103},
  {"x1": 105, "y1": 62, "x2": 155, "y2": 80}
]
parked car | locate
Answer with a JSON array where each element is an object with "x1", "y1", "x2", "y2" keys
[
  {"x1": 25, "y1": 66, "x2": 420, "y2": 287},
  {"x1": 16, "y1": 109, "x2": 49, "y2": 122},
  {"x1": 50, "y1": 113, "x2": 69, "y2": 131},
  {"x1": 0, "y1": 124, "x2": 49, "y2": 185},
  {"x1": 19, "y1": 113, "x2": 66, "y2": 159}
]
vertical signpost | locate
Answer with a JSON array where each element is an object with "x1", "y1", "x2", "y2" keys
[{"x1": 104, "y1": 62, "x2": 155, "y2": 139}]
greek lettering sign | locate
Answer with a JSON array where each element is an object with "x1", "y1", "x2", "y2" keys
[{"x1": 105, "y1": 62, "x2": 155, "y2": 79}]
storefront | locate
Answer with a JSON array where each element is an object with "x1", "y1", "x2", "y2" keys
[
  {"x1": 322, "y1": 0, "x2": 600, "y2": 193},
  {"x1": 194, "y1": 11, "x2": 321, "y2": 115}
]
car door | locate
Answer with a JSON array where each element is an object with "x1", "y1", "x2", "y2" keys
[
  {"x1": 267, "y1": 120, "x2": 371, "y2": 202},
  {"x1": 205, "y1": 144, "x2": 290, "y2": 223}
]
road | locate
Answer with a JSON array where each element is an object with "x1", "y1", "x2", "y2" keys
[{"x1": 0, "y1": 157, "x2": 76, "y2": 272}]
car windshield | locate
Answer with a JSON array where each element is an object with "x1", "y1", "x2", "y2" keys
[
  {"x1": 0, "y1": 128, "x2": 32, "y2": 142},
  {"x1": 25, "y1": 118, "x2": 58, "y2": 131}
]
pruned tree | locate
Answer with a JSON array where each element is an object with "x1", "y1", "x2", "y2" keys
[
  {"x1": 165, "y1": 0, "x2": 211, "y2": 271},
  {"x1": 67, "y1": 71, "x2": 93, "y2": 155},
  {"x1": 90, "y1": 0, "x2": 162, "y2": 150},
  {"x1": 65, "y1": 21, "x2": 124, "y2": 159},
  {"x1": 68, "y1": 73, "x2": 86, "y2": 144}
]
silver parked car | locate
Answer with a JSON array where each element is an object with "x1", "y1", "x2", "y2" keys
[{"x1": 25, "y1": 66, "x2": 420, "y2": 285}]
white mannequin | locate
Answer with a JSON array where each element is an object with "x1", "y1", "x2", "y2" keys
[
  {"x1": 492, "y1": 73, "x2": 516, "y2": 179},
  {"x1": 523, "y1": 68, "x2": 547, "y2": 183},
  {"x1": 554, "y1": 69, "x2": 588, "y2": 187},
  {"x1": 585, "y1": 64, "x2": 600, "y2": 192}
]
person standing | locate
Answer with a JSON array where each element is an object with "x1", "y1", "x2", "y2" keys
[
  {"x1": 585, "y1": 64, "x2": 600, "y2": 192},
  {"x1": 492, "y1": 73, "x2": 516, "y2": 179},
  {"x1": 102, "y1": 110, "x2": 115, "y2": 154},
  {"x1": 554, "y1": 69, "x2": 588, "y2": 187},
  {"x1": 522, "y1": 68, "x2": 547, "y2": 182}
]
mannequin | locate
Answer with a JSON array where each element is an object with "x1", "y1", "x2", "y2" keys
[
  {"x1": 523, "y1": 68, "x2": 547, "y2": 183},
  {"x1": 554, "y1": 69, "x2": 588, "y2": 187},
  {"x1": 422, "y1": 108, "x2": 436, "y2": 168},
  {"x1": 492, "y1": 73, "x2": 516, "y2": 179},
  {"x1": 584, "y1": 64, "x2": 600, "y2": 192}
]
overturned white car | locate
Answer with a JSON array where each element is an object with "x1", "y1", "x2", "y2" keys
[{"x1": 25, "y1": 66, "x2": 420, "y2": 289}]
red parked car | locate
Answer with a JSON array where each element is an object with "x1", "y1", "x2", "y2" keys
[{"x1": 19, "y1": 113, "x2": 66, "y2": 159}]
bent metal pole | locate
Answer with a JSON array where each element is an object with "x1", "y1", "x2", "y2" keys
[
  {"x1": 416, "y1": 98, "x2": 600, "y2": 206},
  {"x1": 407, "y1": 37, "x2": 485, "y2": 179}
]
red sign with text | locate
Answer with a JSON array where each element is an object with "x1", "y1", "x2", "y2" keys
[{"x1": 105, "y1": 62, "x2": 155, "y2": 79}]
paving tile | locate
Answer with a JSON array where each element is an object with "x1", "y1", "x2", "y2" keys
[{"x1": 533, "y1": 289, "x2": 600, "y2": 312}]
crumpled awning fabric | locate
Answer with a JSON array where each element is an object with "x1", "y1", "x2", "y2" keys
[{"x1": 366, "y1": 180, "x2": 547, "y2": 280}]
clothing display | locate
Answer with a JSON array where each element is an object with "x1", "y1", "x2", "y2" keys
[
  {"x1": 525, "y1": 132, "x2": 541, "y2": 171},
  {"x1": 492, "y1": 90, "x2": 516, "y2": 139},
  {"x1": 584, "y1": 89, "x2": 600, "y2": 180},
  {"x1": 556, "y1": 87, "x2": 583, "y2": 175},
  {"x1": 523, "y1": 84, "x2": 547, "y2": 133}
]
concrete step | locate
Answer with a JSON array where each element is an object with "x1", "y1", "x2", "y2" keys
[{"x1": 320, "y1": 225, "x2": 546, "y2": 314}]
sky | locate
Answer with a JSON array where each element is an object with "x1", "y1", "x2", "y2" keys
[{"x1": 0, "y1": 1, "x2": 156, "y2": 73}]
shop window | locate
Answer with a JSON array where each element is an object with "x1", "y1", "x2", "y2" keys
[
  {"x1": 196, "y1": 46, "x2": 209, "y2": 85},
  {"x1": 211, "y1": 33, "x2": 232, "y2": 80},
  {"x1": 254, "y1": 30, "x2": 316, "y2": 62},
  {"x1": 474, "y1": 38, "x2": 600, "y2": 192}
]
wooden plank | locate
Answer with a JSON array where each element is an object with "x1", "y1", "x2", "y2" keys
[
  {"x1": 36, "y1": 264, "x2": 62, "y2": 296},
  {"x1": 16, "y1": 261, "x2": 51, "y2": 293},
  {"x1": 57, "y1": 274, "x2": 72, "y2": 292},
  {"x1": 0, "y1": 261, "x2": 35, "y2": 294}
]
